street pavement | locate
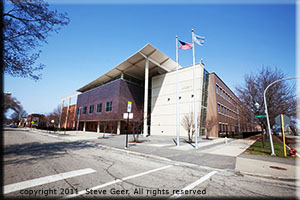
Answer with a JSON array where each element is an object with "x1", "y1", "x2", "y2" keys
[
  {"x1": 27, "y1": 128, "x2": 299, "y2": 180},
  {"x1": 3, "y1": 127, "x2": 300, "y2": 199}
]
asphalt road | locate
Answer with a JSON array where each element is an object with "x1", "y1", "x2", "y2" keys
[{"x1": 3, "y1": 128, "x2": 299, "y2": 199}]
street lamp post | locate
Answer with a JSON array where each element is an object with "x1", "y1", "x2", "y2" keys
[{"x1": 263, "y1": 76, "x2": 300, "y2": 156}]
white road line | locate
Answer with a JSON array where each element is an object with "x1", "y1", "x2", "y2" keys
[
  {"x1": 64, "y1": 165, "x2": 173, "y2": 199},
  {"x1": 4, "y1": 168, "x2": 96, "y2": 194},
  {"x1": 170, "y1": 170, "x2": 217, "y2": 198}
]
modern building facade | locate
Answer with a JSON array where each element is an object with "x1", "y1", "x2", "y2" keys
[
  {"x1": 73, "y1": 43, "x2": 256, "y2": 137},
  {"x1": 151, "y1": 63, "x2": 207, "y2": 136},
  {"x1": 75, "y1": 44, "x2": 178, "y2": 135}
]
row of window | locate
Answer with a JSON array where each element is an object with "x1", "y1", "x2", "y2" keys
[
  {"x1": 216, "y1": 84, "x2": 235, "y2": 105},
  {"x1": 218, "y1": 123, "x2": 255, "y2": 134},
  {"x1": 217, "y1": 103, "x2": 236, "y2": 119},
  {"x1": 78, "y1": 101, "x2": 112, "y2": 115}
]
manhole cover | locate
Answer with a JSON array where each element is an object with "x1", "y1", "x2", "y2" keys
[{"x1": 269, "y1": 166, "x2": 287, "y2": 170}]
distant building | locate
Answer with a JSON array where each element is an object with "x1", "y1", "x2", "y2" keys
[
  {"x1": 26, "y1": 114, "x2": 45, "y2": 128},
  {"x1": 70, "y1": 43, "x2": 256, "y2": 137},
  {"x1": 18, "y1": 117, "x2": 27, "y2": 127}
]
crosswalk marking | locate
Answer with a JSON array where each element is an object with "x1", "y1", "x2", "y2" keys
[
  {"x1": 170, "y1": 171, "x2": 217, "y2": 198},
  {"x1": 4, "y1": 168, "x2": 96, "y2": 194},
  {"x1": 64, "y1": 165, "x2": 173, "y2": 199}
]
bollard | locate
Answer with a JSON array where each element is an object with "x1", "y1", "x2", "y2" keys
[{"x1": 225, "y1": 137, "x2": 227, "y2": 144}]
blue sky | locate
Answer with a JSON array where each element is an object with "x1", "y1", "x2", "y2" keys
[{"x1": 4, "y1": 1, "x2": 296, "y2": 115}]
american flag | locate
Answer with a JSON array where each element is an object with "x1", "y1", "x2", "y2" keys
[{"x1": 179, "y1": 40, "x2": 193, "y2": 50}]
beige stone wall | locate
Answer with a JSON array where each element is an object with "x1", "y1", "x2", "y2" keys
[{"x1": 151, "y1": 64, "x2": 204, "y2": 136}]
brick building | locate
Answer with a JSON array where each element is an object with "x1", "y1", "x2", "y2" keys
[
  {"x1": 206, "y1": 73, "x2": 256, "y2": 137},
  {"x1": 26, "y1": 114, "x2": 45, "y2": 128},
  {"x1": 76, "y1": 78, "x2": 144, "y2": 134}
]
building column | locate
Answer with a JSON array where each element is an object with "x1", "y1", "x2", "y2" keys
[
  {"x1": 117, "y1": 121, "x2": 121, "y2": 135},
  {"x1": 143, "y1": 58, "x2": 149, "y2": 136},
  {"x1": 58, "y1": 100, "x2": 64, "y2": 129},
  {"x1": 83, "y1": 121, "x2": 86, "y2": 132},
  {"x1": 97, "y1": 121, "x2": 100, "y2": 133},
  {"x1": 65, "y1": 97, "x2": 71, "y2": 129}
]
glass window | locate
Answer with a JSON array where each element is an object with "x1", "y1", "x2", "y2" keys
[
  {"x1": 83, "y1": 106, "x2": 87, "y2": 114},
  {"x1": 216, "y1": 85, "x2": 219, "y2": 94},
  {"x1": 89, "y1": 105, "x2": 94, "y2": 114},
  {"x1": 97, "y1": 103, "x2": 102, "y2": 113},
  {"x1": 217, "y1": 103, "x2": 220, "y2": 112},
  {"x1": 221, "y1": 105, "x2": 223, "y2": 113},
  {"x1": 106, "y1": 101, "x2": 112, "y2": 112}
]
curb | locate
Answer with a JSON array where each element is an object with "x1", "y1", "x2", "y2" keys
[
  {"x1": 237, "y1": 170, "x2": 299, "y2": 182},
  {"x1": 95, "y1": 143, "x2": 233, "y2": 174}
]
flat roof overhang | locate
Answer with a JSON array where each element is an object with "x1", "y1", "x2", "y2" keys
[{"x1": 77, "y1": 43, "x2": 181, "y2": 92}]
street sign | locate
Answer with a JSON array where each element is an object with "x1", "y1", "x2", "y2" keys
[
  {"x1": 275, "y1": 115, "x2": 290, "y2": 126},
  {"x1": 123, "y1": 113, "x2": 133, "y2": 119},
  {"x1": 127, "y1": 101, "x2": 132, "y2": 112},
  {"x1": 254, "y1": 115, "x2": 266, "y2": 118}
]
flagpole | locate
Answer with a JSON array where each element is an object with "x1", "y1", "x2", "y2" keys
[
  {"x1": 176, "y1": 35, "x2": 180, "y2": 147},
  {"x1": 192, "y1": 29, "x2": 198, "y2": 149}
]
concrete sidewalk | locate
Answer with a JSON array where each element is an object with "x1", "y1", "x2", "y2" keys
[
  {"x1": 26, "y1": 128, "x2": 299, "y2": 181},
  {"x1": 236, "y1": 154, "x2": 298, "y2": 180}
]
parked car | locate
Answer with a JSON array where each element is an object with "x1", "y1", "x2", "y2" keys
[{"x1": 9, "y1": 124, "x2": 17, "y2": 128}]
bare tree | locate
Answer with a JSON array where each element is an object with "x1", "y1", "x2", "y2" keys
[
  {"x1": 181, "y1": 112, "x2": 194, "y2": 142},
  {"x1": 236, "y1": 66, "x2": 296, "y2": 147},
  {"x1": 101, "y1": 121, "x2": 108, "y2": 138},
  {"x1": 3, "y1": 0, "x2": 70, "y2": 80},
  {"x1": 4, "y1": 93, "x2": 27, "y2": 124},
  {"x1": 10, "y1": 107, "x2": 27, "y2": 125},
  {"x1": 46, "y1": 105, "x2": 61, "y2": 128},
  {"x1": 131, "y1": 106, "x2": 146, "y2": 142},
  {"x1": 4, "y1": 93, "x2": 21, "y2": 113},
  {"x1": 206, "y1": 117, "x2": 217, "y2": 139}
]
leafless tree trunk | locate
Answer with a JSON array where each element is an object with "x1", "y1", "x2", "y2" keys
[
  {"x1": 181, "y1": 112, "x2": 193, "y2": 142},
  {"x1": 236, "y1": 66, "x2": 296, "y2": 148}
]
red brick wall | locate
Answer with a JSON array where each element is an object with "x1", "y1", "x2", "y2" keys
[
  {"x1": 60, "y1": 105, "x2": 76, "y2": 129},
  {"x1": 76, "y1": 79, "x2": 144, "y2": 122}
]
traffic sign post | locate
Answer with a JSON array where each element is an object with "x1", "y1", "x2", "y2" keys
[
  {"x1": 280, "y1": 114, "x2": 287, "y2": 157},
  {"x1": 127, "y1": 101, "x2": 132, "y2": 113},
  {"x1": 124, "y1": 101, "x2": 133, "y2": 149},
  {"x1": 275, "y1": 114, "x2": 290, "y2": 158},
  {"x1": 275, "y1": 115, "x2": 290, "y2": 126}
]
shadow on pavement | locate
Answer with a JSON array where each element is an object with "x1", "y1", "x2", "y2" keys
[
  {"x1": 3, "y1": 128, "x2": 30, "y2": 132},
  {"x1": 3, "y1": 141, "x2": 99, "y2": 165}
]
